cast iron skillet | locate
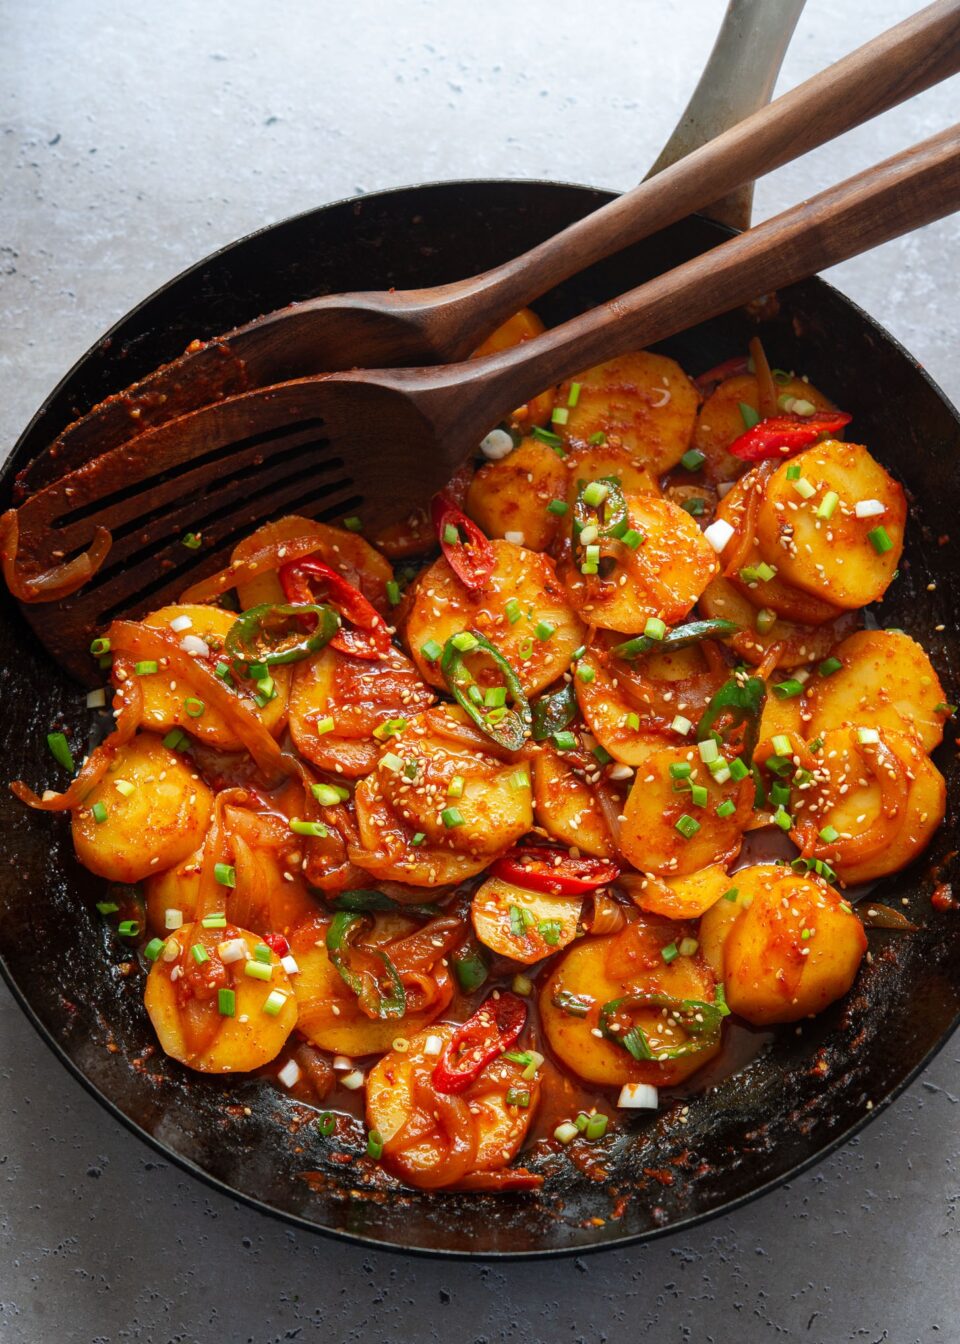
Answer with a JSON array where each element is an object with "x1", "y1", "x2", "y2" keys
[{"x1": 1, "y1": 180, "x2": 959, "y2": 1258}]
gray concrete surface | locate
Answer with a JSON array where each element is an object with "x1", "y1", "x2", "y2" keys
[{"x1": 2, "y1": 2, "x2": 959, "y2": 1340}]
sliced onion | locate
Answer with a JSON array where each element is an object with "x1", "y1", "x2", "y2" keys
[
  {"x1": 180, "y1": 633, "x2": 211, "y2": 657},
  {"x1": 618, "y1": 1082, "x2": 659, "y2": 1109},
  {"x1": 277, "y1": 1059, "x2": 302, "y2": 1089},
  {"x1": 0, "y1": 508, "x2": 111, "y2": 602}
]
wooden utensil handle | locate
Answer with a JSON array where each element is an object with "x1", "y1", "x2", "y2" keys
[
  {"x1": 450, "y1": 123, "x2": 960, "y2": 426},
  {"x1": 441, "y1": 0, "x2": 960, "y2": 355}
]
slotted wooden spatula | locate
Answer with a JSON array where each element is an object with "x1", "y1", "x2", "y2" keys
[
  {"x1": 12, "y1": 120, "x2": 960, "y2": 680},
  {"x1": 16, "y1": 0, "x2": 959, "y2": 500}
]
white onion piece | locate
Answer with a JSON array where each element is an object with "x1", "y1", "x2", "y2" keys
[
  {"x1": 332, "y1": 1054, "x2": 353, "y2": 1071},
  {"x1": 608, "y1": 763, "x2": 634, "y2": 781},
  {"x1": 277, "y1": 1059, "x2": 301, "y2": 1089},
  {"x1": 169, "y1": 615, "x2": 193, "y2": 633},
  {"x1": 479, "y1": 428, "x2": 515, "y2": 460},
  {"x1": 164, "y1": 908, "x2": 183, "y2": 930},
  {"x1": 617, "y1": 1082, "x2": 659, "y2": 1109},
  {"x1": 280, "y1": 954, "x2": 300, "y2": 976},
  {"x1": 504, "y1": 530, "x2": 525, "y2": 546},
  {"x1": 423, "y1": 1034, "x2": 443, "y2": 1057},
  {"x1": 703, "y1": 519, "x2": 735, "y2": 553},
  {"x1": 217, "y1": 938, "x2": 246, "y2": 964},
  {"x1": 716, "y1": 481, "x2": 735, "y2": 499},
  {"x1": 86, "y1": 688, "x2": 106, "y2": 708},
  {"x1": 854, "y1": 499, "x2": 886, "y2": 518},
  {"x1": 180, "y1": 634, "x2": 210, "y2": 657},
  {"x1": 340, "y1": 1069, "x2": 365, "y2": 1090}
]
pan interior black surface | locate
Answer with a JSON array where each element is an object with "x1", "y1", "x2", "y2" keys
[{"x1": 1, "y1": 180, "x2": 958, "y2": 1257}]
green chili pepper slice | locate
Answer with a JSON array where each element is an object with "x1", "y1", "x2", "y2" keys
[
  {"x1": 696, "y1": 674, "x2": 766, "y2": 767},
  {"x1": 441, "y1": 630, "x2": 531, "y2": 751},
  {"x1": 325, "y1": 911, "x2": 406, "y2": 1019},
  {"x1": 531, "y1": 681, "x2": 578, "y2": 742},
  {"x1": 225, "y1": 602, "x2": 339, "y2": 669},
  {"x1": 612, "y1": 618, "x2": 740, "y2": 662},
  {"x1": 330, "y1": 889, "x2": 441, "y2": 919},
  {"x1": 599, "y1": 988, "x2": 730, "y2": 1061},
  {"x1": 573, "y1": 475, "x2": 629, "y2": 540}
]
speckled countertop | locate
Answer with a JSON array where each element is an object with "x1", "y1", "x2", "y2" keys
[{"x1": 2, "y1": 2, "x2": 960, "y2": 1340}]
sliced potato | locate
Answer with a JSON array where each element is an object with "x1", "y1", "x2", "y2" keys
[
  {"x1": 717, "y1": 864, "x2": 867, "y2": 1025},
  {"x1": 72, "y1": 733, "x2": 213, "y2": 883},
  {"x1": 699, "y1": 575, "x2": 859, "y2": 670},
  {"x1": 288, "y1": 643, "x2": 435, "y2": 778},
  {"x1": 113, "y1": 604, "x2": 291, "y2": 748},
  {"x1": 472, "y1": 308, "x2": 554, "y2": 427},
  {"x1": 619, "y1": 743, "x2": 746, "y2": 877},
  {"x1": 232, "y1": 513, "x2": 393, "y2": 613},
  {"x1": 557, "y1": 351, "x2": 700, "y2": 475},
  {"x1": 715, "y1": 471, "x2": 844, "y2": 625},
  {"x1": 144, "y1": 922, "x2": 297, "y2": 1072},
  {"x1": 539, "y1": 918, "x2": 721, "y2": 1087},
  {"x1": 405, "y1": 539, "x2": 584, "y2": 696},
  {"x1": 622, "y1": 863, "x2": 732, "y2": 920},
  {"x1": 144, "y1": 846, "x2": 204, "y2": 936},
  {"x1": 575, "y1": 642, "x2": 725, "y2": 766},
  {"x1": 352, "y1": 709, "x2": 533, "y2": 885},
  {"x1": 367, "y1": 1025, "x2": 539, "y2": 1189},
  {"x1": 472, "y1": 875, "x2": 582, "y2": 963},
  {"x1": 465, "y1": 437, "x2": 568, "y2": 552},
  {"x1": 806, "y1": 629, "x2": 947, "y2": 753},
  {"x1": 699, "y1": 883, "x2": 753, "y2": 975},
  {"x1": 693, "y1": 372, "x2": 835, "y2": 482},
  {"x1": 790, "y1": 727, "x2": 945, "y2": 885},
  {"x1": 532, "y1": 746, "x2": 615, "y2": 858},
  {"x1": 561, "y1": 493, "x2": 717, "y2": 632},
  {"x1": 560, "y1": 438, "x2": 661, "y2": 508},
  {"x1": 289, "y1": 913, "x2": 453, "y2": 1055},
  {"x1": 756, "y1": 441, "x2": 906, "y2": 608},
  {"x1": 759, "y1": 683, "x2": 804, "y2": 747}
]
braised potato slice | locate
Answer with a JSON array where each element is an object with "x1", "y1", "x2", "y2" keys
[
  {"x1": 465, "y1": 437, "x2": 568, "y2": 551},
  {"x1": 352, "y1": 710, "x2": 533, "y2": 885},
  {"x1": 472, "y1": 308, "x2": 554, "y2": 427},
  {"x1": 693, "y1": 372, "x2": 835, "y2": 482},
  {"x1": 289, "y1": 913, "x2": 454, "y2": 1056},
  {"x1": 289, "y1": 643, "x2": 435, "y2": 778},
  {"x1": 557, "y1": 351, "x2": 700, "y2": 475},
  {"x1": 562, "y1": 493, "x2": 717, "y2": 632},
  {"x1": 699, "y1": 883, "x2": 753, "y2": 975},
  {"x1": 789, "y1": 727, "x2": 945, "y2": 885},
  {"x1": 622, "y1": 863, "x2": 732, "y2": 920},
  {"x1": 144, "y1": 846, "x2": 204, "y2": 935},
  {"x1": 575, "y1": 642, "x2": 725, "y2": 766},
  {"x1": 73, "y1": 733, "x2": 213, "y2": 883},
  {"x1": 699, "y1": 575, "x2": 858, "y2": 670},
  {"x1": 144, "y1": 922, "x2": 297, "y2": 1072},
  {"x1": 715, "y1": 471, "x2": 843, "y2": 626},
  {"x1": 756, "y1": 441, "x2": 906, "y2": 608},
  {"x1": 540, "y1": 918, "x2": 721, "y2": 1087},
  {"x1": 714, "y1": 864, "x2": 867, "y2": 1025},
  {"x1": 759, "y1": 683, "x2": 804, "y2": 748},
  {"x1": 619, "y1": 744, "x2": 746, "y2": 877},
  {"x1": 806, "y1": 629, "x2": 947, "y2": 753},
  {"x1": 472, "y1": 875, "x2": 582, "y2": 963},
  {"x1": 532, "y1": 745, "x2": 616, "y2": 858},
  {"x1": 117, "y1": 604, "x2": 291, "y2": 747},
  {"x1": 232, "y1": 513, "x2": 393, "y2": 612},
  {"x1": 367, "y1": 1025, "x2": 540, "y2": 1189},
  {"x1": 406, "y1": 539, "x2": 584, "y2": 696},
  {"x1": 560, "y1": 439, "x2": 661, "y2": 507}
]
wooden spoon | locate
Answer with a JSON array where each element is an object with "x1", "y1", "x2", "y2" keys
[{"x1": 13, "y1": 120, "x2": 960, "y2": 678}]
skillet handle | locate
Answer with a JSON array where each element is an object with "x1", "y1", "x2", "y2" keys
[{"x1": 645, "y1": 0, "x2": 806, "y2": 230}]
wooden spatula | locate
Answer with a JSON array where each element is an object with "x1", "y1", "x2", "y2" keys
[
  {"x1": 13, "y1": 121, "x2": 960, "y2": 680},
  {"x1": 16, "y1": 0, "x2": 959, "y2": 500}
]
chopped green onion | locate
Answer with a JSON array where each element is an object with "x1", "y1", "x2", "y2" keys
[
  {"x1": 592, "y1": 744, "x2": 612, "y2": 765},
  {"x1": 554, "y1": 1122, "x2": 579, "y2": 1144},
  {"x1": 670, "y1": 762, "x2": 693, "y2": 780},
  {"x1": 698, "y1": 739, "x2": 719, "y2": 764},
  {"x1": 679, "y1": 937, "x2": 700, "y2": 957},
  {"x1": 738, "y1": 402, "x2": 761, "y2": 429},
  {"x1": 547, "y1": 499, "x2": 569, "y2": 517},
  {"x1": 584, "y1": 1113, "x2": 608, "y2": 1141},
  {"x1": 46, "y1": 732, "x2": 75, "y2": 772},
  {"x1": 451, "y1": 631, "x2": 479, "y2": 652},
  {"x1": 934, "y1": 702, "x2": 957, "y2": 716},
  {"x1": 317, "y1": 1113, "x2": 336, "y2": 1137},
  {"x1": 770, "y1": 781, "x2": 791, "y2": 809},
  {"x1": 722, "y1": 887, "x2": 739, "y2": 902},
  {"x1": 113, "y1": 779, "x2": 135, "y2": 798},
  {"x1": 643, "y1": 617, "x2": 666, "y2": 641},
  {"x1": 342, "y1": 516, "x2": 363, "y2": 532},
  {"x1": 680, "y1": 449, "x2": 706, "y2": 472},
  {"x1": 816, "y1": 490, "x2": 839, "y2": 520},
  {"x1": 729, "y1": 757, "x2": 749, "y2": 781},
  {"x1": 182, "y1": 532, "x2": 202, "y2": 550},
  {"x1": 214, "y1": 862, "x2": 236, "y2": 888},
  {"x1": 532, "y1": 425, "x2": 564, "y2": 448},
  {"x1": 567, "y1": 381, "x2": 582, "y2": 407},
  {"x1": 551, "y1": 406, "x2": 569, "y2": 426},
  {"x1": 386, "y1": 580, "x2": 401, "y2": 606},
  {"x1": 504, "y1": 597, "x2": 522, "y2": 624},
  {"x1": 681, "y1": 497, "x2": 706, "y2": 517},
  {"x1": 453, "y1": 949, "x2": 488, "y2": 992},
  {"x1": 624, "y1": 712, "x2": 641, "y2": 731},
  {"x1": 670, "y1": 715, "x2": 692, "y2": 736},
  {"x1": 144, "y1": 937, "x2": 165, "y2": 961},
  {"x1": 512, "y1": 973, "x2": 533, "y2": 997},
  {"x1": 262, "y1": 989, "x2": 288, "y2": 1017},
  {"x1": 315, "y1": 716, "x2": 335, "y2": 735},
  {"x1": 535, "y1": 620, "x2": 555, "y2": 642},
  {"x1": 588, "y1": 431, "x2": 606, "y2": 446},
  {"x1": 446, "y1": 775, "x2": 465, "y2": 799},
  {"x1": 312, "y1": 783, "x2": 350, "y2": 805},
  {"x1": 715, "y1": 799, "x2": 736, "y2": 818},
  {"x1": 96, "y1": 900, "x2": 119, "y2": 915},
  {"x1": 552, "y1": 730, "x2": 577, "y2": 751},
  {"x1": 620, "y1": 528, "x2": 644, "y2": 549},
  {"x1": 201, "y1": 912, "x2": 227, "y2": 929},
  {"x1": 785, "y1": 463, "x2": 801, "y2": 481},
  {"x1": 771, "y1": 734, "x2": 792, "y2": 757},
  {"x1": 538, "y1": 920, "x2": 563, "y2": 946},
  {"x1": 191, "y1": 943, "x2": 209, "y2": 964},
  {"x1": 214, "y1": 662, "x2": 233, "y2": 685},
  {"x1": 582, "y1": 481, "x2": 609, "y2": 508},
  {"x1": 773, "y1": 679, "x2": 804, "y2": 699},
  {"x1": 441, "y1": 807, "x2": 464, "y2": 828},
  {"x1": 661, "y1": 942, "x2": 679, "y2": 963},
  {"x1": 576, "y1": 663, "x2": 595, "y2": 683},
  {"x1": 818, "y1": 657, "x2": 843, "y2": 677},
  {"x1": 755, "y1": 608, "x2": 778, "y2": 635},
  {"x1": 244, "y1": 960, "x2": 272, "y2": 982},
  {"x1": 792, "y1": 477, "x2": 815, "y2": 500},
  {"x1": 183, "y1": 696, "x2": 205, "y2": 718},
  {"x1": 90, "y1": 637, "x2": 111, "y2": 657},
  {"x1": 218, "y1": 988, "x2": 236, "y2": 1016},
  {"x1": 366, "y1": 1128, "x2": 384, "y2": 1159},
  {"x1": 674, "y1": 814, "x2": 700, "y2": 839},
  {"x1": 772, "y1": 807, "x2": 793, "y2": 831},
  {"x1": 689, "y1": 783, "x2": 708, "y2": 807},
  {"x1": 420, "y1": 638, "x2": 443, "y2": 662},
  {"x1": 868, "y1": 525, "x2": 893, "y2": 554},
  {"x1": 443, "y1": 522, "x2": 459, "y2": 546},
  {"x1": 291, "y1": 818, "x2": 329, "y2": 838},
  {"x1": 91, "y1": 801, "x2": 108, "y2": 824},
  {"x1": 819, "y1": 824, "x2": 840, "y2": 843},
  {"x1": 857, "y1": 726, "x2": 880, "y2": 744},
  {"x1": 134, "y1": 660, "x2": 159, "y2": 676}
]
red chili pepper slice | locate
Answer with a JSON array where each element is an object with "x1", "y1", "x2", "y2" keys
[
  {"x1": 490, "y1": 847, "x2": 621, "y2": 896},
  {"x1": 694, "y1": 356, "x2": 749, "y2": 399},
  {"x1": 279, "y1": 559, "x2": 392, "y2": 660},
  {"x1": 262, "y1": 932, "x2": 289, "y2": 957},
  {"x1": 431, "y1": 492, "x2": 495, "y2": 591},
  {"x1": 728, "y1": 411, "x2": 852, "y2": 462},
  {"x1": 433, "y1": 992, "x2": 526, "y2": 1095}
]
